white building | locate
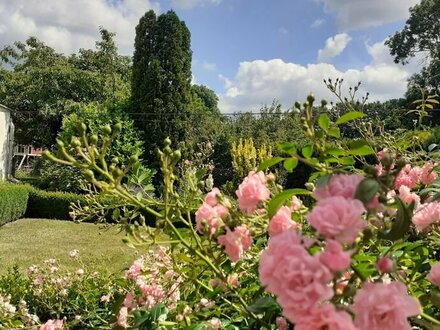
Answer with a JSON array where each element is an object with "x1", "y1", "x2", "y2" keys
[{"x1": 0, "y1": 104, "x2": 14, "y2": 180}]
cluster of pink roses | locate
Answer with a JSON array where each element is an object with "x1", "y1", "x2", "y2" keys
[
  {"x1": 374, "y1": 150, "x2": 440, "y2": 230},
  {"x1": 195, "y1": 171, "x2": 271, "y2": 262},
  {"x1": 259, "y1": 174, "x2": 421, "y2": 329},
  {"x1": 392, "y1": 162, "x2": 440, "y2": 231},
  {"x1": 116, "y1": 247, "x2": 182, "y2": 328}
]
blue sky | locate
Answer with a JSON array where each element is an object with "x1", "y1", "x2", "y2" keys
[{"x1": 0, "y1": 0, "x2": 424, "y2": 112}]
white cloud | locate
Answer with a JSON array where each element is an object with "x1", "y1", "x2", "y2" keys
[
  {"x1": 170, "y1": 0, "x2": 221, "y2": 9},
  {"x1": 315, "y1": 0, "x2": 419, "y2": 31},
  {"x1": 318, "y1": 33, "x2": 351, "y2": 62},
  {"x1": 202, "y1": 61, "x2": 217, "y2": 71},
  {"x1": 0, "y1": 0, "x2": 160, "y2": 55},
  {"x1": 311, "y1": 19, "x2": 325, "y2": 28},
  {"x1": 218, "y1": 40, "x2": 422, "y2": 113}
]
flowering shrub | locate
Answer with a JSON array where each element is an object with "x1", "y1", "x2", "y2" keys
[
  {"x1": 34, "y1": 93, "x2": 440, "y2": 329},
  {"x1": 0, "y1": 252, "x2": 129, "y2": 329}
]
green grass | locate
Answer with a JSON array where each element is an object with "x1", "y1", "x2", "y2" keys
[{"x1": 0, "y1": 219, "x2": 137, "y2": 274}]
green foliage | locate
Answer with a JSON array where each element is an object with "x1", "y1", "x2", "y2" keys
[
  {"x1": 34, "y1": 160, "x2": 85, "y2": 193},
  {"x1": 0, "y1": 183, "x2": 32, "y2": 226},
  {"x1": 26, "y1": 189, "x2": 87, "y2": 220},
  {"x1": 386, "y1": 0, "x2": 440, "y2": 65},
  {"x1": 191, "y1": 84, "x2": 220, "y2": 114},
  {"x1": 131, "y1": 10, "x2": 193, "y2": 156},
  {"x1": 386, "y1": 0, "x2": 440, "y2": 101},
  {"x1": 0, "y1": 29, "x2": 131, "y2": 147},
  {"x1": 58, "y1": 102, "x2": 143, "y2": 165}
]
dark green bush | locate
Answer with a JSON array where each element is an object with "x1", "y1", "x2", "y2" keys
[
  {"x1": 26, "y1": 189, "x2": 87, "y2": 220},
  {"x1": 0, "y1": 183, "x2": 32, "y2": 226}
]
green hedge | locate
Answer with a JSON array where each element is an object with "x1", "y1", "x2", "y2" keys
[
  {"x1": 0, "y1": 183, "x2": 32, "y2": 226},
  {"x1": 26, "y1": 190, "x2": 87, "y2": 220}
]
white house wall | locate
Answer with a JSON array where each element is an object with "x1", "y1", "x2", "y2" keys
[{"x1": 0, "y1": 106, "x2": 13, "y2": 180}]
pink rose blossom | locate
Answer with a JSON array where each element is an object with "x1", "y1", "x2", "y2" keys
[
  {"x1": 427, "y1": 262, "x2": 440, "y2": 286},
  {"x1": 412, "y1": 202, "x2": 440, "y2": 231},
  {"x1": 69, "y1": 249, "x2": 79, "y2": 258},
  {"x1": 376, "y1": 148, "x2": 388, "y2": 160},
  {"x1": 209, "y1": 318, "x2": 221, "y2": 329},
  {"x1": 115, "y1": 307, "x2": 128, "y2": 328},
  {"x1": 313, "y1": 174, "x2": 363, "y2": 201},
  {"x1": 33, "y1": 276, "x2": 44, "y2": 285},
  {"x1": 268, "y1": 206, "x2": 298, "y2": 237},
  {"x1": 398, "y1": 185, "x2": 420, "y2": 206},
  {"x1": 319, "y1": 240, "x2": 352, "y2": 272},
  {"x1": 420, "y1": 162, "x2": 438, "y2": 185},
  {"x1": 27, "y1": 265, "x2": 38, "y2": 275},
  {"x1": 205, "y1": 187, "x2": 221, "y2": 206},
  {"x1": 217, "y1": 225, "x2": 252, "y2": 262},
  {"x1": 375, "y1": 163, "x2": 384, "y2": 176},
  {"x1": 123, "y1": 292, "x2": 137, "y2": 309},
  {"x1": 290, "y1": 196, "x2": 302, "y2": 211},
  {"x1": 76, "y1": 268, "x2": 84, "y2": 276},
  {"x1": 100, "y1": 294, "x2": 111, "y2": 303},
  {"x1": 195, "y1": 202, "x2": 227, "y2": 236},
  {"x1": 395, "y1": 164, "x2": 420, "y2": 190},
  {"x1": 127, "y1": 258, "x2": 143, "y2": 280},
  {"x1": 39, "y1": 319, "x2": 63, "y2": 330},
  {"x1": 259, "y1": 230, "x2": 333, "y2": 321},
  {"x1": 236, "y1": 171, "x2": 270, "y2": 215},
  {"x1": 307, "y1": 196, "x2": 366, "y2": 243},
  {"x1": 275, "y1": 316, "x2": 289, "y2": 330},
  {"x1": 227, "y1": 273, "x2": 240, "y2": 287},
  {"x1": 294, "y1": 304, "x2": 356, "y2": 330},
  {"x1": 352, "y1": 281, "x2": 421, "y2": 330},
  {"x1": 377, "y1": 257, "x2": 395, "y2": 273}
]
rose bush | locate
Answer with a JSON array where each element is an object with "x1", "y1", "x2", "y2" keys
[{"x1": 2, "y1": 92, "x2": 439, "y2": 329}]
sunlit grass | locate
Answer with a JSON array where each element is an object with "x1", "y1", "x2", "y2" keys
[{"x1": 0, "y1": 219, "x2": 137, "y2": 274}]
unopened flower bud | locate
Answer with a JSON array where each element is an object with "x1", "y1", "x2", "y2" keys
[
  {"x1": 103, "y1": 125, "x2": 112, "y2": 135},
  {"x1": 377, "y1": 257, "x2": 394, "y2": 273}
]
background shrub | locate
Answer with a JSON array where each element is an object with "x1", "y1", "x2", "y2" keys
[
  {"x1": 0, "y1": 183, "x2": 32, "y2": 226},
  {"x1": 26, "y1": 190, "x2": 87, "y2": 220}
]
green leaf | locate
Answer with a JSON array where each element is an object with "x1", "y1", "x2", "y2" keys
[
  {"x1": 278, "y1": 142, "x2": 297, "y2": 155},
  {"x1": 302, "y1": 145, "x2": 313, "y2": 158},
  {"x1": 327, "y1": 127, "x2": 341, "y2": 138},
  {"x1": 430, "y1": 290, "x2": 440, "y2": 309},
  {"x1": 428, "y1": 143, "x2": 438, "y2": 152},
  {"x1": 338, "y1": 156, "x2": 355, "y2": 165},
  {"x1": 283, "y1": 157, "x2": 298, "y2": 172},
  {"x1": 378, "y1": 199, "x2": 414, "y2": 241},
  {"x1": 347, "y1": 141, "x2": 375, "y2": 156},
  {"x1": 247, "y1": 296, "x2": 280, "y2": 314},
  {"x1": 258, "y1": 157, "x2": 284, "y2": 171},
  {"x1": 150, "y1": 303, "x2": 168, "y2": 322},
  {"x1": 335, "y1": 111, "x2": 365, "y2": 125},
  {"x1": 318, "y1": 113, "x2": 330, "y2": 130},
  {"x1": 355, "y1": 178, "x2": 379, "y2": 204},
  {"x1": 267, "y1": 189, "x2": 311, "y2": 218},
  {"x1": 325, "y1": 147, "x2": 346, "y2": 156},
  {"x1": 315, "y1": 174, "x2": 331, "y2": 188}
]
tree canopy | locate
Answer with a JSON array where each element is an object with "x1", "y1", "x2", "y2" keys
[{"x1": 0, "y1": 28, "x2": 131, "y2": 147}]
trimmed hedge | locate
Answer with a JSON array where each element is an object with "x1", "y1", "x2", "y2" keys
[
  {"x1": 0, "y1": 183, "x2": 33, "y2": 226},
  {"x1": 25, "y1": 190, "x2": 87, "y2": 220}
]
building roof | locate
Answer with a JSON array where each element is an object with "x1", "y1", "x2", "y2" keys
[{"x1": 0, "y1": 104, "x2": 13, "y2": 113}]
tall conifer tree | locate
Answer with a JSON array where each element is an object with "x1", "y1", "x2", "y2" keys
[{"x1": 131, "y1": 10, "x2": 192, "y2": 156}]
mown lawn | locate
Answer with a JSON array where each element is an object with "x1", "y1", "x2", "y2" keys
[{"x1": 0, "y1": 219, "x2": 137, "y2": 274}]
